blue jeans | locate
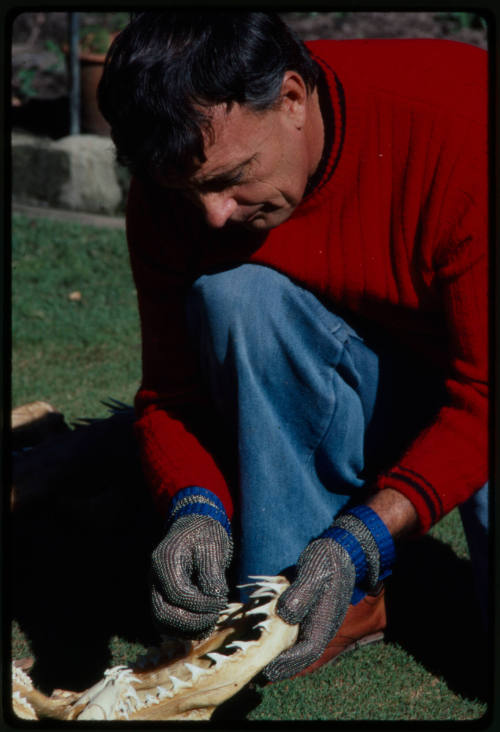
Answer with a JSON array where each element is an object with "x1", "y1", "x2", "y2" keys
[
  {"x1": 459, "y1": 483, "x2": 489, "y2": 628},
  {"x1": 186, "y1": 264, "x2": 488, "y2": 618}
]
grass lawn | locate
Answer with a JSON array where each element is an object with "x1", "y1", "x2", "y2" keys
[
  {"x1": 11, "y1": 213, "x2": 141, "y2": 421},
  {"x1": 10, "y1": 212, "x2": 490, "y2": 722}
]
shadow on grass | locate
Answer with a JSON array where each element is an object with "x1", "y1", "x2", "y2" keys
[
  {"x1": 385, "y1": 536, "x2": 490, "y2": 704},
  {"x1": 10, "y1": 409, "x2": 162, "y2": 694},
  {"x1": 9, "y1": 410, "x2": 490, "y2": 709}
]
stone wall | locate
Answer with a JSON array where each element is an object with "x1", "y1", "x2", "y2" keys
[{"x1": 11, "y1": 131, "x2": 130, "y2": 215}]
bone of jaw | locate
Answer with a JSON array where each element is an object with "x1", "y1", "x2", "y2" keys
[{"x1": 11, "y1": 575, "x2": 298, "y2": 721}]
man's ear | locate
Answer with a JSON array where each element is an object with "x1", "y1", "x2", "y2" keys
[{"x1": 278, "y1": 71, "x2": 308, "y2": 129}]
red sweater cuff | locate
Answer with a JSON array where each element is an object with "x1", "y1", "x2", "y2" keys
[{"x1": 375, "y1": 467, "x2": 445, "y2": 535}]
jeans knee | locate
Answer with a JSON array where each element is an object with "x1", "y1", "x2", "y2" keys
[{"x1": 187, "y1": 264, "x2": 284, "y2": 344}]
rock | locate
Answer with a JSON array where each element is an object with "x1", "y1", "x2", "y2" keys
[{"x1": 12, "y1": 131, "x2": 125, "y2": 214}]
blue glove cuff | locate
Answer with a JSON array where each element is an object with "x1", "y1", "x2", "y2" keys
[
  {"x1": 167, "y1": 486, "x2": 232, "y2": 537},
  {"x1": 320, "y1": 504, "x2": 396, "y2": 605},
  {"x1": 344, "y1": 505, "x2": 395, "y2": 581}
]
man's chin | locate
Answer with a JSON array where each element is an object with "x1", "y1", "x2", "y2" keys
[{"x1": 241, "y1": 218, "x2": 273, "y2": 232}]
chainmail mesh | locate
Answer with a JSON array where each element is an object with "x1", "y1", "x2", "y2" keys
[
  {"x1": 169, "y1": 494, "x2": 221, "y2": 519},
  {"x1": 263, "y1": 537, "x2": 356, "y2": 681},
  {"x1": 333, "y1": 513, "x2": 381, "y2": 591},
  {"x1": 151, "y1": 514, "x2": 233, "y2": 635}
]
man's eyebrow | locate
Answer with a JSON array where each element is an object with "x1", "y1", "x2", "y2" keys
[{"x1": 196, "y1": 155, "x2": 256, "y2": 185}]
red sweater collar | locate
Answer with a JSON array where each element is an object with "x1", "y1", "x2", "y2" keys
[{"x1": 294, "y1": 51, "x2": 347, "y2": 215}]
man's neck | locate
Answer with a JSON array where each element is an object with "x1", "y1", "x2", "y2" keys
[{"x1": 306, "y1": 85, "x2": 326, "y2": 180}]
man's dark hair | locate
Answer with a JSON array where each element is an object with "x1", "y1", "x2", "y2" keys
[{"x1": 98, "y1": 11, "x2": 319, "y2": 179}]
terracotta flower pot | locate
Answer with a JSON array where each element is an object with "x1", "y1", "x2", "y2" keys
[
  {"x1": 64, "y1": 32, "x2": 118, "y2": 135},
  {"x1": 78, "y1": 48, "x2": 110, "y2": 135}
]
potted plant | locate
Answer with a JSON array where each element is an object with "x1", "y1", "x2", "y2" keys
[
  {"x1": 77, "y1": 24, "x2": 119, "y2": 134},
  {"x1": 66, "y1": 14, "x2": 127, "y2": 134}
]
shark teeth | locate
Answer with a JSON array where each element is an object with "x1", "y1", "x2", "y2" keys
[
  {"x1": 103, "y1": 666, "x2": 128, "y2": 678},
  {"x1": 156, "y1": 685, "x2": 173, "y2": 700},
  {"x1": 225, "y1": 640, "x2": 259, "y2": 654},
  {"x1": 249, "y1": 586, "x2": 277, "y2": 599},
  {"x1": 205, "y1": 652, "x2": 228, "y2": 668},
  {"x1": 250, "y1": 582, "x2": 283, "y2": 595},
  {"x1": 248, "y1": 577, "x2": 287, "y2": 595},
  {"x1": 13, "y1": 691, "x2": 36, "y2": 717},
  {"x1": 169, "y1": 675, "x2": 193, "y2": 692},
  {"x1": 254, "y1": 618, "x2": 273, "y2": 633},
  {"x1": 103, "y1": 666, "x2": 141, "y2": 685},
  {"x1": 12, "y1": 664, "x2": 34, "y2": 691},
  {"x1": 237, "y1": 577, "x2": 285, "y2": 598},
  {"x1": 245, "y1": 600, "x2": 274, "y2": 617},
  {"x1": 236, "y1": 581, "x2": 274, "y2": 591},
  {"x1": 124, "y1": 686, "x2": 141, "y2": 709},
  {"x1": 185, "y1": 663, "x2": 210, "y2": 682},
  {"x1": 104, "y1": 664, "x2": 128, "y2": 675},
  {"x1": 217, "y1": 602, "x2": 243, "y2": 620},
  {"x1": 116, "y1": 700, "x2": 130, "y2": 719}
]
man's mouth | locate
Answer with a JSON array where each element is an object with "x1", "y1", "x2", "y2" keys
[
  {"x1": 225, "y1": 203, "x2": 282, "y2": 230},
  {"x1": 226, "y1": 207, "x2": 264, "y2": 228},
  {"x1": 245, "y1": 208, "x2": 264, "y2": 223},
  {"x1": 243, "y1": 202, "x2": 281, "y2": 223}
]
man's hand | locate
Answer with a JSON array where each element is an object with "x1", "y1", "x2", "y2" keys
[
  {"x1": 263, "y1": 537, "x2": 356, "y2": 681},
  {"x1": 264, "y1": 504, "x2": 397, "y2": 681},
  {"x1": 151, "y1": 514, "x2": 233, "y2": 636}
]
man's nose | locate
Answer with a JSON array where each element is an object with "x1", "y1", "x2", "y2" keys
[{"x1": 200, "y1": 192, "x2": 238, "y2": 228}]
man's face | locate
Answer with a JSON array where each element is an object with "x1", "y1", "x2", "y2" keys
[{"x1": 160, "y1": 97, "x2": 315, "y2": 231}]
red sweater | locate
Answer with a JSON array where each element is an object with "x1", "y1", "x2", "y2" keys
[{"x1": 127, "y1": 39, "x2": 488, "y2": 534}]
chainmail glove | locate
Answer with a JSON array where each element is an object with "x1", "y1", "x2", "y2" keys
[
  {"x1": 263, "y1": 505, "x2": 395, "y2": 681},
  {"x1": 150, "y1": 488, "x2": 233, "y2": 637}
]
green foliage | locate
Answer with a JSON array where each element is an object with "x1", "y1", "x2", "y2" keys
[
  {"x1": 79, "y1": 25, "x2": 113, "y2": 54},
  {"x1": 433, "y1": 11, "x2": 487, "y2": 31},
  {"x1": 79, "y1": 13, "x2": 128, "y2": 53},
  {"x1": 17, "y1": 67, "x2": 37, "y2": 98},
  {"x1": 11, "y1": 620, "x2": 33, "y2": 660},
  {"x1": 108, "y1": 636, "x2": 150, "y2": 667},
  {"x1": 108, "y1": 11, "x2": 129, "y2": 32},
  {"x1": 44, "y1": 38, "x2": 65, "y2": 71}
]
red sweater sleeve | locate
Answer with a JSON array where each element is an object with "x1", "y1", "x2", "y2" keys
[
  {"x1": 127, "y1": 178, "x2": 234, "y2": 518},
  {"x1": 375, "y1": 121, "x2": 488, "y2": 532}
]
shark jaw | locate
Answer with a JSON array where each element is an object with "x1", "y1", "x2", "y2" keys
[{"x1": 12, "y1": 575, "x2": 298, "y2": 721}]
